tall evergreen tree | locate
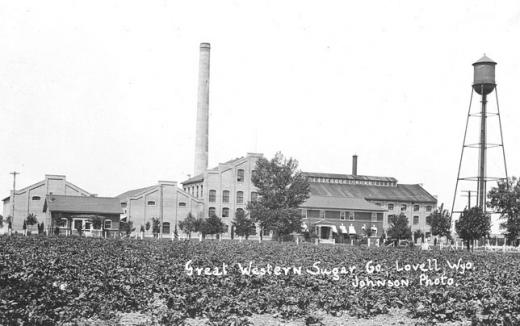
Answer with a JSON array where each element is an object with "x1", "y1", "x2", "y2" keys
[{"x1": 387, "y1": 214, "x2": 412, "y2": 240}]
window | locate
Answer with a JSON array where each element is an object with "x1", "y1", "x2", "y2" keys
[
  {"x1": 237, "y1": 169, "x2": 245, "y2": 182},
  {"x1": 375, "y1": 203, "x2": 381, "y2": 206},
  {"x1": 222, "y1": 207, "x2": 229, "y2": 218},
  {"x1": 426, "y1": 205, "x2": 433, "y2": 212},
  {"x1": 401, "y1": 204, "x2": 407, "y2": 211},
  {"x1": 74, "y1": 220, "x2": 83, "y2": 230},
  {"x1": 349, "y1": 212, "x2": 354, "y2": 221},
  {"x1": 413, "y1": 205, "x2": 420, "y2": 212},
  {"x1": 236, "y1": 191, "x2": 244, "y2": 204},
  {"x1": 147, "y1": 201, "x2": 156, "y2": 206},
  {"x1": 121, "y1": 202, "x2": 127, "y2": 208},
  {"x1": 209, "y1": 190, "x2": 216, "y2": 202},
  {"x1": 58, "y1": 218, "x2": 68, "y2": 228},
  {"x1": 209, "y1": 207, "x2": 216, "y2": 217},
  {"x1": 377, "y1": 213, "x2": 384, "y2": 221},
  {"x1": 355, "y1": 212, "x2": 371, "y2": 221},
  {"x1": 250, "y1": 192, "x2": 258, "y2": 202},
  {"x1": 325, "y1": 210, "x2": 341, "y2": 219},
  {"x1": 263, "y1": 228, "x2": 270, "y2": 236},
  {"x1": 162, "y1": 222, "x2": 170, "y2": 234},
  {"x1": 413, "y1": 216, "x2": 419, "y2": 225},
  {"x1": 178, "y1": 202, "x2": 186, "y2": 207},
  {"x1": 196, "y1": 186, "x2": 199, "y2": 197},
  {"x1": 222, "y1": 190, "x2": 230, "y2": 203},
  {"x1": 340, "y1": 212, "x2": 346, "y2": 220},
  {"x1": 299, "y1": 209, "x2": 306, "y2": 218},
  {"x1": 104, "y1": 220, "x2": 112, "y2": 229},
  {"x1": 388, "y1": 203, "x2": 394, "y2": 210},
  {"x1": 31, "y1": 196, "x2": 41, "y2": 201},
  {"x1": 388, "y1": 215, "x2": 393, "y2": 224},
  {"x1": 307, "y1": 209, "x2": 320, "y2": 218}
]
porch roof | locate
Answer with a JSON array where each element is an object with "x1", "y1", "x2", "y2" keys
[{"x1": 44, "y1": 195, "x2": 122, "y2": 215}]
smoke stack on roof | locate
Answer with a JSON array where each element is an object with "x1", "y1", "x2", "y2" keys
[
  {"x1": 352, "y1": 155, "x2": 358, "y2": 176},
  {"x1": 194, "y1": 42, "x2": 211, "y2": 176}
]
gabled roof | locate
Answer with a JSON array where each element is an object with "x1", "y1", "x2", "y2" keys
[
  {"x1": 44, "y1": 195, "x2": 122, "y2": 214},
  {"x1": 302, "y1": 196, "x2": 386, "y2": 211},
  {"x1": 310, "y1": 183, "x2": 437, "y2": 204},
  {"x1": 182, "y1": 157, "x2": 247, "y2": 185},
  {"x1": 2, "y1": 177, "x2": 91, "y2": 202},
  {"x1": 181, "y1": 174, "x2": 204, "y2": 185},
  {"x1": 116, "y1": 185, "x2": 156, "y2": 199}
]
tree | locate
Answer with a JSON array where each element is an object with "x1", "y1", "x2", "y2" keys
[
  {"x1": 0, "y1": 215, "x2": 3, "y2": 228},
  {"x1": 455, "y1": 206, "x2": 491, "y2": 251},
  {"x1": 233, "y1": 209, "x2": 256, "y2": 239},
  {"x1": 75, "y1": 221, "x2": 83, "y2": 236},
  {"x1": 247, "y1": 152, "x2": 310, "y2": 240},
  {"x1": 26, "y1": 213, "x2": 38, "y2": 229},
  {"x1": 179, "y1": 212, "x2": 197, "y2": 239},
  {"x1": 413, "y1": 229, "x2": 424, "y2": 243},
  {"x1": 120, "y1": 220, "x2": 134, "y2": 237},
  {"x1": 151, "y1": 218, "x2": 160, "y2": 238},
  {"x1": 145, "y1": 221, "x2": 151, "y2": 232},
  {"x1": 426, "y1": 204, "x2": 452, "y2": 239},
  {"x1": 362, "y1": 225, "x2": 374, "y2": 238},
  {"x1": 194, "y1": 217, "x2": 208, "y2": 238},
  {"x1": 387, "y1": 214, "x2": 412, "y2": 240},
  {"x1": 488, "y1": 177, "x2": 520, "y2": 244},
  {"x1": 205, "y1": 215, "x2": 225, "y2": 237}
]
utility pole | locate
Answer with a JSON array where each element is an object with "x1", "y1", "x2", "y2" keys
[
  {"x1": 461, "y1": 190, "x2": 475, "y2": 209},
  {"x1": 10, "y1": 171, "x2": 19, "y2": 229}
]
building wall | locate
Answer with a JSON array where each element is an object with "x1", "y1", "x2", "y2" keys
[
  {"x1": 370, "y1": 201, "x2": 436, "y2": 235},
  {"x1": 201, "y1": 153, "x2": 263, "y2": 238},
  {"x1": 123, "y1": 181, "x2": 203, "y2": 237},
  {"x1": 1, "y1": 175, "x2": 90, "y2": 233}
]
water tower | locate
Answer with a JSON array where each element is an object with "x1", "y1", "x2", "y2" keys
[{"x1": 451, "y1": 55, "x2": 508, "y2": 215}]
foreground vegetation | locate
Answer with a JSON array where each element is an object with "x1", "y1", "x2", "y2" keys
[{"x1": 1, "y1": 236, "x2": 519, "y2": 325}]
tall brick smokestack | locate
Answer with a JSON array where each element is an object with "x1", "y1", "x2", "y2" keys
[
  {"x1": 352, "y1": 155, "x2": 358, "y2": 176},
  {"x1": 194, "y1": 43, "x2": 210, "y2": 176}
]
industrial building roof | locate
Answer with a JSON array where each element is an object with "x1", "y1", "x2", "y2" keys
[
  {"x1": 310, "y1": 183, "x2": 437, "y2": 204},
  {"x1": 303, "y1": 172, "x2": 397, "y2": 183},
  {"x1": 302, "y1": 196, "x2": 386, "y2": 211},
  {"x1": 116, "y1": 185, "x2": 156, "y2": 199},
  {"x1": 44, "y1": 195, "x2": 122, "y2": 215},
  {"x1": 182, "y1": 157, "x2": 246, "y2": 185}
]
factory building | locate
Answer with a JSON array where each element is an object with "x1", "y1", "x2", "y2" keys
[
  {"x1": 1, "y1": 174, "x2": 92, "y2": 233},
  {"x1": 182, "y1": 152, "x2": 437, "y2": 241},
  {"x1": 117, "y1": 181, "x2": 203, "y2": 237}
]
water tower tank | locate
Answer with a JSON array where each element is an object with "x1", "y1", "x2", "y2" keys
[{"x1": 472, "y1": 55, "x2": 496, "y2": 95}]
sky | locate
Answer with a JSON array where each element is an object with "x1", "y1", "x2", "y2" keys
[{"x1": 1, "y1": 1, "x2": 520, "y2": 227}]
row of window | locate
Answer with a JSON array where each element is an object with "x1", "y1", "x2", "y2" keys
[
  {"x1": 307, "y1": 177, "x2": 396, "y2": 187},
  {"x1": 209, "y1": 190, "x2": 258, "y2": 204},
  {"x1": 377, "y1": 203, "x2": 433, "y2": 212},
  {"x1": 57, "y1": 218, "x2": 113, "y2": 229},
  {"x1": 303, "y1": 209, "x2": 384, "y2": 221},
  {"x1": 121, "y1": 201, "x2": 188, "y2": 208},
  {"x1": 184, "y1": 185, "x2": 204, "y2": 198},
  {"x1": 209, "y1": 207, "x2": 245, "y2": 218}
]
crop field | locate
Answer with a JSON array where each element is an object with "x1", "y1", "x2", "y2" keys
[{"x1": 1, "y1": 236, "x2": 520, "y2": 325}]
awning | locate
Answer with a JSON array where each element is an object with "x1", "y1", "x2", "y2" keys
[
  {"x1": 340, "y1": 224, "x2": 348, "y2": 233},
  {"x1": 331, "y1": 225, "x2": 338, "y2": 233},
  {"x1": 348, "y1": 224, "x2": 356, "y2": 235},
  {"x1": 302, "y1": 222, "x2": 308, "y2": 232}
]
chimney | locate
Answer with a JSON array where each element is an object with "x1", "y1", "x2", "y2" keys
[
  {"x1": 352, "y1": 155, "x2": 358, "y2": 176},
  {"x1": 194, "y1": 43, "x2": 211, "y2": 176}
]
